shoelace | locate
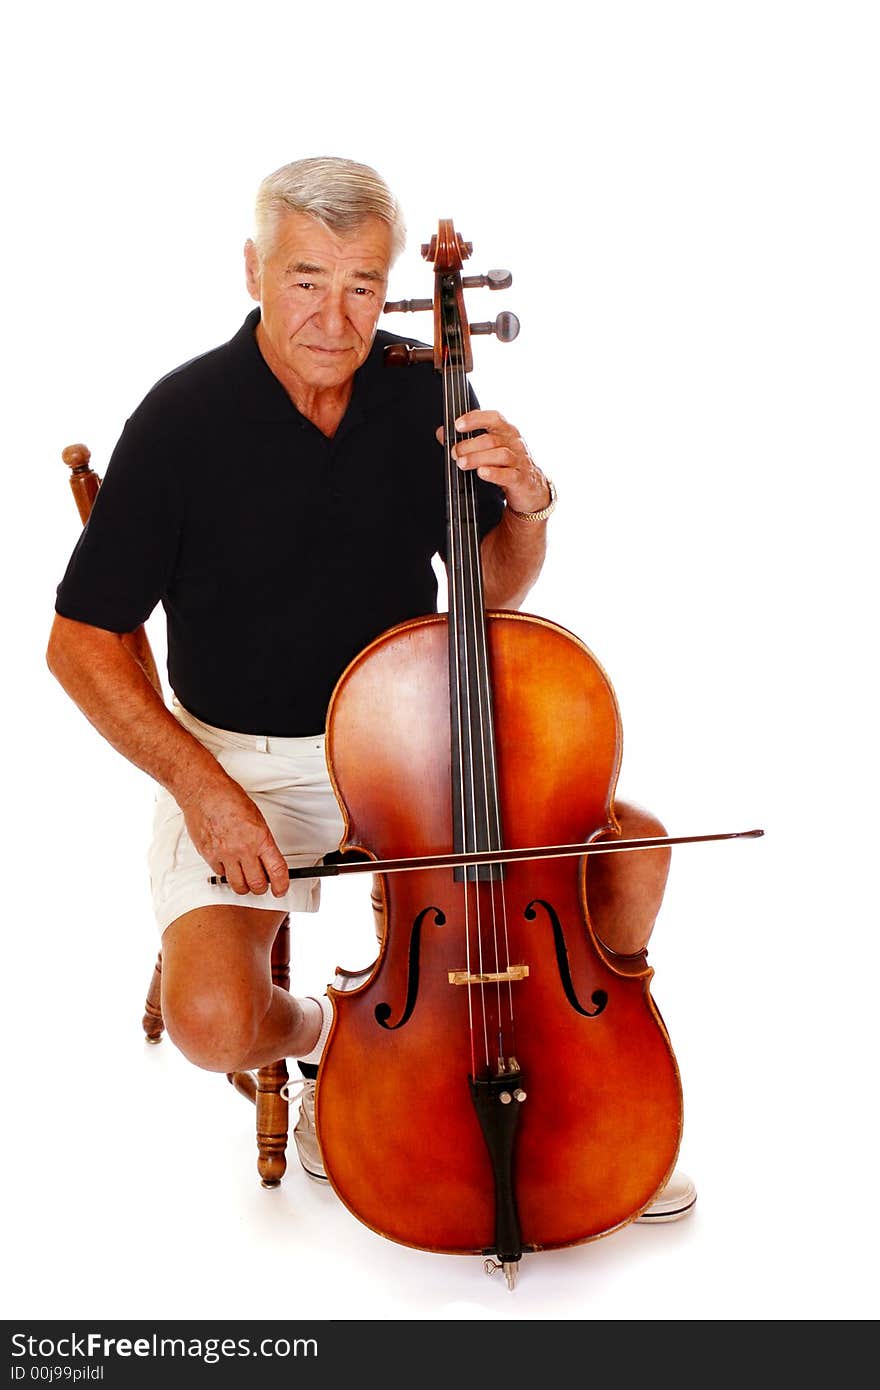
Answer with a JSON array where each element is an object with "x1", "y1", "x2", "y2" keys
[{"x1": 279, "y1": 1077, "x2": 309, "y2": 1104}]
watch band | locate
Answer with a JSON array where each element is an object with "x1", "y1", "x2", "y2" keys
[{"x1": 507, "y1": 477, "x2": 557, "y2": 522}]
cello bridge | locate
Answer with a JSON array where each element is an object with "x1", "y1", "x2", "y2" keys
[{"x1": 447, "y1": 964, "x2": 529, "y2": 986}]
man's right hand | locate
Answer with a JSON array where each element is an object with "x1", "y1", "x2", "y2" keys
[{"x1": 179, "y1": 777, "x2": 291, "y2": 897}]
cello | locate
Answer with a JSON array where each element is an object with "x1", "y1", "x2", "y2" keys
[{"x1": 243, "y1": 222, "x2": 761, "y2": 1286}]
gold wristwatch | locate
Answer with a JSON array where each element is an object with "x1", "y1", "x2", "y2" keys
[{"x1": 507, "y1": 477, "x2": 557, "y2": 522}]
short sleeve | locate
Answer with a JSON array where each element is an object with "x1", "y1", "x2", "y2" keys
[{"x1": 54, "y1": 413, "x2": 183, "y2": 633}]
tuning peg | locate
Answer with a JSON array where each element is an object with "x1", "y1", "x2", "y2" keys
[
  {"x1": 384, "y1": 343, "x2": 434, "y2": 366},
  {"x1": 461, "y1": 269, "x2": 513, "y2": 290},
  {"x1": 383, "y1": 297, "x2": 433, "y2": 314},
  {"x1": 469, "y1": 311, "x2": 520, "y2": 342},
  {"x1": 421, "y1": 235, "x2": 473, "y2": 260}
]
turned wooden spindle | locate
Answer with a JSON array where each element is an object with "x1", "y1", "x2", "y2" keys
[
  {"x1": 60, "y1": 444, "x2": 163, "y2": 696},
  {"x1": 62, "y1": 443, "x2": 101, "y2": 524},
  {"x1": 142, "y1": 954, "x2": 165, "y2": 1043},
  {"x1": 228, "y1": 918, "x2": 292, "y2": 1187}
]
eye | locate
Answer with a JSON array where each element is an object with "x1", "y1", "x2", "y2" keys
[
  {"x1": 296, "y1": 281, "x2": 316, "y2": 290},
  {"x1": 352, "y1": 286, "x2": 372, "y2": 297}
]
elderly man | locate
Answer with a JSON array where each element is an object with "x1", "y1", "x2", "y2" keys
[{"x1": 47, "y1": 156, "x2": 693, "y2": 1222}]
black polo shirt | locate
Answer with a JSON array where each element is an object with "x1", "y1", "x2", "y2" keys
[{"x1": 55, "y1": 309, "x2": 504, "y2": 735}]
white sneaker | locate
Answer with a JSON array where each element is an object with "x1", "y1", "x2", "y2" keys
[
  {"x1": 290, "y1": 1077, "x2": 328, "y2": 1183},
  {"x1": 289, "y1": 964, "x2": 375, "y2": 1182},
  {"x1": 635, "y1": 1169, "x2": 697, "y2": 1223}
]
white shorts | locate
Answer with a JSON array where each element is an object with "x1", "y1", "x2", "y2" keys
[{"x1": 148, "y1": 699, "x2": 346, "y2": 935}]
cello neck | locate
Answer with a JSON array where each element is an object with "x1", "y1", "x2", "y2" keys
[{"x1": 435, "y1": 227, "x2": 505, "y2": 881}]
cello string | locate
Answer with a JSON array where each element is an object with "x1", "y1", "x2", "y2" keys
[
  {"x1": 442, "y1": 343, "x2": 484, "y2": 1074},
  {"x1": 456, "y1": 387, "x2": 518, "y2": 1056},
  {"x1": 445, "y1": 329, "x2": 493, "y2": 1067},
  {"x1": 451, "y1": 290, "x2": 517, "y2": 1052},
  {"x1": 453, "y1": 382, "x2": 496, "y2": 1067},
  {"x1": 444, "y1": 296, "x2": 504, "y2": 1071},
  {"x1": 454, "y1": 383, "x2": 509, "y2": 1051},
  {"x1": 445, "y1": 304, "x2": 514, "y2": 1064}
]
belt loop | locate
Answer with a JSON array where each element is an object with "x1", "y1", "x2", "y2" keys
[{"x1": 257, "y1": 734, "x2": 269, "y2": 753}]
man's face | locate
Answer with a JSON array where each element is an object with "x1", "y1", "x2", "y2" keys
[{"x1": 245, "y1": 211, "x2": 392, "y2": 398}]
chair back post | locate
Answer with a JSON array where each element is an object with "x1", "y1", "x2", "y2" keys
[
  {"x1": 61, "y1": 442, "x2": 164, "y2": 695},
  {"x1": 63, "y1": 443, "x2": 101, "y2": 524}
]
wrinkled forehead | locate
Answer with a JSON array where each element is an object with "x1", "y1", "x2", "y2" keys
[{"x1": 267, "y1": 211, "x2": 393, "y2": 277}]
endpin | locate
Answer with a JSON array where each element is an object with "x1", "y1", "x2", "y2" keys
[{"x1": 483, "y1": 1257, "x2": 519, "y2": 1290}]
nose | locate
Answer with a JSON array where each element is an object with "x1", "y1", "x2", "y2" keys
[{"x1": 314, "y1": 286, "x2": 347, "y2": 336}]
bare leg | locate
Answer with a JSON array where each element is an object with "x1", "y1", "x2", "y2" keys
[
  {"x1": 586, "y1": 799, "x2": 671, "y2": 957},
  {"x1": 160, "y1": 904, "x2": 323, "y2": 1073}
]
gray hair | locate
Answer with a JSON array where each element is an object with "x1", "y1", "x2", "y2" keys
[{"x1": 253, "y1": 156, "x2": 406, "y2": 265}]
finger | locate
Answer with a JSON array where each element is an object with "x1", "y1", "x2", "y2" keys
[
  {"x1": 243, "y1": 856, "x2": 271, "y2": 894},
  {"x1": 453, "y1": 430, "x2": 528, "y2": 462},
  {"x1": 454, "y1": 409, "x2": 508, "y2": 434},
  {"x1": 221, "y1": 861, "x2": 250, "y2": 895},
  {"x1": 464, "y1": 463, "x2": 520, "y2": 488},
  {"x1": 260, "y1": 842, "x2": 293, "y2": 898},
  {"x1": 455, "y1": 444, "x2": 521, "y2": 475},
  {"x1": 438, "y1": 421, "x2": 489, "y2": 443}
]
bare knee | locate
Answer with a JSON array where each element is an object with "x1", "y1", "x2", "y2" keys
[
  {"x1": 587, "y1": 798, "x2": 671, "y2": 956},
  {"x1": 161, "y1": 977, "x2": 267, "y2": 1072},
  {"x1": 158, "y1": 905, "x2": 285, "y2": 1072}
]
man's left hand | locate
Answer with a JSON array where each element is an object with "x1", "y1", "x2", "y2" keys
[{"x1": 437, "y1": 410, "x2": 551, "y2": 516}]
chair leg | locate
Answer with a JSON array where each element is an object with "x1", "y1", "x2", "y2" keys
[
  {"x1": 142, "y1": 953, "x2": 164, "y2": 1042},
  {"x1": 147, "y1": 918, "x2": 292, "y2": 1187},
  {"x1": 228, "y1": 915, "x2": 292, "y2": 1188},
  {"x1": 254, "y1": 915, "x2": 291, "y2": 1187},
  {"x1": 253, "y1": 1057, "x2": 290, "y2": 1188}
]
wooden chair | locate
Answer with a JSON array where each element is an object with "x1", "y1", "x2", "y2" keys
[{"x1": 61, "y1": 443, "x2": 292, "y2": 1188}]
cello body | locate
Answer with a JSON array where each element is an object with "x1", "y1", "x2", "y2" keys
[{"x1": 317, "y1": 610, "x2": 682, "y2": 1255}]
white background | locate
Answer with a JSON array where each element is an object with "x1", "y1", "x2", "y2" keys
[{"x1": 3, "y1": 0, "x2": 878, "y2": 1325}]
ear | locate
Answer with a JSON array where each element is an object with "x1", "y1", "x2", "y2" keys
[{"x1": 244, "y1": 239, "x2": 262, "y2": 302}]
